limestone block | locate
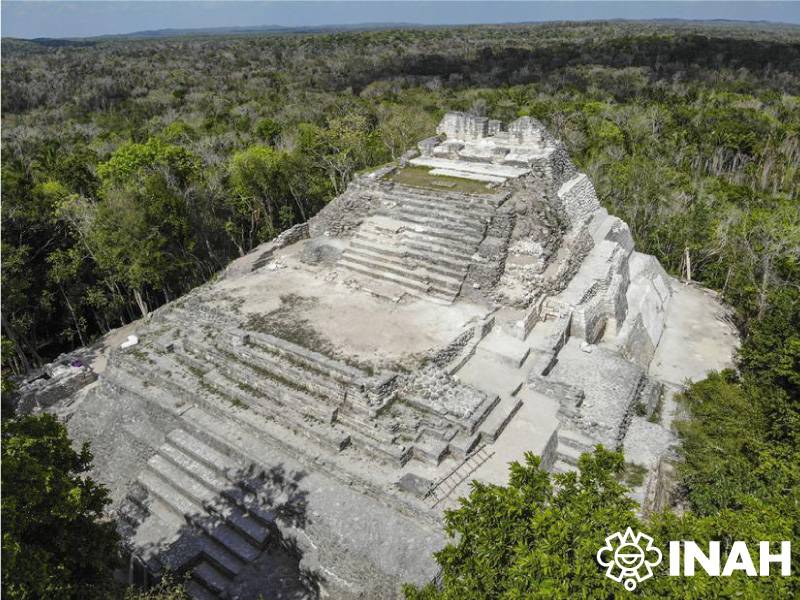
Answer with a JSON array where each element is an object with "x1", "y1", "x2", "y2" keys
[
  {"x1": 300, "y1": 238, "x2": 345, "y2": 266},
  {"x1": 416, "y1": 137, "x2": 439, "y2": 157},
  {"x1": 397, "y1": 473, "x2": 433, "y2": 498},
  {"x1": 557, "y1": 173, "x2": 602, "y2": 226}
]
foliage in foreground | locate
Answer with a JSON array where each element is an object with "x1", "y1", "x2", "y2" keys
[
  {"x1": 405, "y1": 245, "x2": 799, "y2": 598},
  {"x1": 404, "y1": 449, "x2": 799, "y2": 599},
  {"x1": 0, "y1": 414, "x2": 197, "y2": 599},
  {"x1": 122, "y1": 576, "x2": 190, "y2": 600},
  {"x1": 1, "y1": 414, "x2": 120, "y2": 599},
  {"x1": 1, "y1": 20, "x2": 798, "y2": 598}
]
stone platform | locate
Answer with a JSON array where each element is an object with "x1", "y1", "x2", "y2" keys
[{"x1": 50, "y1": 112, "x2": 738, "y2": 599}]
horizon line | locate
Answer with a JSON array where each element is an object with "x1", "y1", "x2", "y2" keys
[{"x1": 6, "y1": 17, "x2": 800, "y2": 42}]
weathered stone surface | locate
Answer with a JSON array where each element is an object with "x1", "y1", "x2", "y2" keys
[
  {"x1": 12, "y1": 357, "x2": 97, "y2": 415},
  {"x1": 44, "y1": 112, "x2": 739, "y2": 599}
]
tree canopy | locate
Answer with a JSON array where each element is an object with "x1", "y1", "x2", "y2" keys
[
  {"x1": 405, "y1": 448, "x2": 800, "y2": 599},
  {"x1": 2, "y1": 414, "x2": 120, "y2": 599}
]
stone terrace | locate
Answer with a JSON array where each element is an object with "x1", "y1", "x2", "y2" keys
[{"x1": 50, "y1": 112, "x2": 739, "y2": 600}]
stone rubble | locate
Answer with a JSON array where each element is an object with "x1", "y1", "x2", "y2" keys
[{"x1": 37, "y1": 112, "x2": 738, "y2": 600}]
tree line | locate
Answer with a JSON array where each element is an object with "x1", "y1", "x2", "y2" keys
[
  {"x1": 1, "y1": 20, "x2": 798, "y2": 598},
  {"x1": 2, "y1": 21, "x2": 797, "y2": 371}
]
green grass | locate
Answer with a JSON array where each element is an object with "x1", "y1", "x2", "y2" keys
[
  {"x1": 648, "y1": 394, "x2": 664, "y2": 423},
  {"x1": 620, "y1": 462, "x2": 649, "y2": 488},
  {"x1": 385, "y1": 165, "x2": 492, "y2": 194}
]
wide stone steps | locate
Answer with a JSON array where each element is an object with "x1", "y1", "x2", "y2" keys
[
  {"x1": 136, "y1": 471, "x2": 247, "y2": 578},
  {"x1": 116, "y1": 346, "x2": 404, "y2": 471},
  {"x1": 210, "y1": 362, "x2": 337, "y2": 427},
  {"x1": 548, "y1": 429, "x2": 596, "y2": 473},
  {"x1": 386, "y1": 185, "x2": 501, "y2": 209},
  {"x1": 199, "y1": 338, "x2": 413, "y2": 466},
  {"x1": 103, "y1": 359, "x2": 202, "y2": 413},
  {"x1": 385, "y1": 194, "x2": 494, "y2": 222},
  {"x1": 476, "y1": 396, "x2": 523, "y2": 443},
  {"x1": 358, "y1": 226, "x2": 476, "y2": 263},
  {"x1": 165, "y1": 432, "x2": 280, "y2": 531},
  {"x1": 178, "y1": 403, "x2": 419, "y2": 528},
  {"x1": 381, "y1": 216, "x2": 484, "y2": 246},
  {"x1": 339, "y1": 256, "x2": 457, "y2": 302},
  {"x1": 139, "y1": 355, "x2": 353, "y2": 470},
  {"x1": 341, "y1": 246, "x2": 465, "y2": 291},
  {"x1": 166, "y1": 428, "x2": 241, "y2": 477},
  {"x1": 201, "y1": 368, "x2": 351, "y2": 454},
  {"x1": 409, "y1": 156, "x2": 528, "y2": 180},
  {"x1": 378, "y1": 206, "x2": 486, "y2": 237},
  {"x1": 211, "y1": 340, "x2": 343, "y2": 411},
  {"x1": 113, "y1": 352, "x2": 217, "y2": 409},
  {"x1": 239, "y1": 329, "x2": 367, "y2": 383},
  {"x1": 113, "y1": 346, "x2": 350, "y2": 465},
  {"x1": 140, "y1": 460, "x2": 262, "y2": 562},
  {"x1": 190, "y1": 562, "x2": 228, "y2": 598},
  {"x1": 380, "y1": 195, "x2": 488, "y2": 223},
  {"x1": 198, "y1": 343, "x2": 337, "y2": 418},
  {"x1": 350, "y1": 236, "x2": 471, "y2": 273},
  {"x1": 186, "y1": 578, "x2": 218, "y2": 600},
  {"x1": 368, "y1": 212, "x2": 482, "y2": 247},
  {"x1": 128, "y1": 428, "x2": 287, "y2": 599},
  {"x1": 335, "y1": 416, "x2": 410, "y2": 466},
  {"x1": 233, "y1": 340, "x2": 352, "y2": 400},
  {"x1": 399, "y1": 229, "x2": 479, "y2": 258},
  {"x1": 156, "y1": 445, "x2": 272, "y2": 547}
]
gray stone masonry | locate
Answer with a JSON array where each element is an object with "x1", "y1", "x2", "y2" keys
[{"x1": 45, "y1": 112, "x2": 739, "y2": 600}]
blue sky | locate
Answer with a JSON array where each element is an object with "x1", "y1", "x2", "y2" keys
[{"x1": 3, "y1": 1, "x2": 799, "y2": 40}]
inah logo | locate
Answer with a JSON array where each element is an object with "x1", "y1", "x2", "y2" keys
[
  {"x1": 596, "y1": 528, "x2": 662, "y2": 591},
  {"x1": 597, "y1": 531, "x2": 792, "y2": 591}
]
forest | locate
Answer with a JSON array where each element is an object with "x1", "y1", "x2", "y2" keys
[
  {"x1": 2, "y1": 20, "x2": 798, "y2": 367},
  {"x1": 2, "y1": 20, "x2": 799, "y2": 598}
]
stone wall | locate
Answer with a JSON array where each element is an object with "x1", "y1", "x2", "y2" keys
[
  {"x1": 543, "y1": 233, "x2": 635, "y2": 345},
  {"x1": 528, "y1": 375, "x2": 585, "y2": 416},
  {"x1": 616, "y1": 253, "x2": 673, "y2": 367},
  {"x1": 642, "y1": 457, "x2": 678, "y2": 516},
  {"x1": 463, "y1": 202, "x2": 516, "y2": 293},
  {"x1": 223, "y1": 222, "x2": 310, "y2": 278},
  {"x1": 417, "y1": 136, "x2": 440, "y2": 157},
  {"x1": 308, "y1": 178, "x2": 384, "y2": 238},
  {"x1": 13, "y1": 362, "x2": 97, "y2": 415},
  {"x1": 569, "y1": 286, "x2": 608, "y2": 343},
  {"x1": 549, "y1": 144, "x2": 577, "y2": 190},
  {"x1": 540, "y1": 225, "x2": 595, "y2": 297},
  {"x1": 557, "y1": 174, "x2": 602, "y2": 227},
  {"x1": 429, "y1": 328, "x2": 475, "y2": 369},
  {"x1": 436, "y1": 112, "x2": 490, "y2": 141},
  {"x1": 507, "y1": 116, "x2": 550, "y2": 146}
]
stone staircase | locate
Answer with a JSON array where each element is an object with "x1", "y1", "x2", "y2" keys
[
  {"x1": 110, "y1": 325, "x2": 502, "y2": 470},
  {"x1": 546, "y1": 428, "x2": 596, "y2": 474},
  {"x1": 175, "y1": 330, "x2": 420, "y2": 467},
  {"x1": 339, "y1": 186, "x2": 501, "y2": 302},
  {"x1": 120, "y1": 429, "x2": 276, "y2": 600}
]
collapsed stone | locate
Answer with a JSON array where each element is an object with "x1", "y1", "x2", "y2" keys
[{"x1": 48, "y1": 112, "x2": 737, "y2": 599}]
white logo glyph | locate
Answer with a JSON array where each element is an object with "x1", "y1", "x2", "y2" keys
[{"x1": 597, "y1": 527, "x2": 663, "y2": 591}]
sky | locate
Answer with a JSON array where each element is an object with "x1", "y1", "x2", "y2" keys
[{"x1": 2, "y1": 1, "x2": 799, "y2": 40}]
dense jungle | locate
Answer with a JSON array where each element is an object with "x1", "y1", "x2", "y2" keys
[{"x1": 2, "y1": 20, "x2": 798, "y2": 598}]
